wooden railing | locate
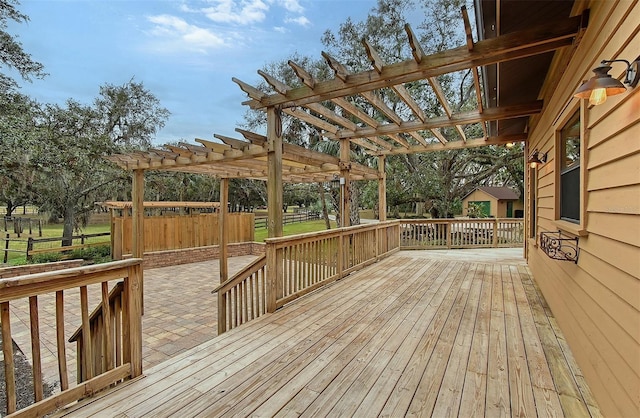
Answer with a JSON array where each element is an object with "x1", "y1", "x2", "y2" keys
[
  {"x1": 268, "y1": 221, "x2": 400, "y2": 310},
  {"x1": 0, "y1": 259, "x2": 143, "y2": 417},
  {"x1": 68, "y1": 281, "x2": 125, "y2": 384},
  {"x1": 400, "y1": 218, "x2": 524, "y2": 249},
  {"x1": 214, "y1": 255, "x2": 267, "y2": 334},
  {"x1": 214, "y1": 221, "x2": 400, "y2": 334}
]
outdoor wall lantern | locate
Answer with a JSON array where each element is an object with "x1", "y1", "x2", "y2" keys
[
  {"x1": 574, "y1": 56, "x2": 640, "y2": 105},
  {"x1": 505, "y1": 142, "x2": 515, "y2": 148},
  {"x1": 528, "y1": 150, "x2": 547, "y2": 169}
]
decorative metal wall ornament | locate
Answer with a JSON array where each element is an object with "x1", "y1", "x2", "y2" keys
[{"x1": 540, "y1": 231, "x2": 580, "y2": 263}]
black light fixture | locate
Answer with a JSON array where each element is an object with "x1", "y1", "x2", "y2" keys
[
  {"x1": 574, "y1": 56, "x2": 640, "y2": 105},
  {"x1": 528, "y1": 150, "x2": 547, "y2": 169}
]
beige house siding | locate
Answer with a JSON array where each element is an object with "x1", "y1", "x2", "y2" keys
[
  {"x1": 462, "y1": 189, "x2": 523, "y2": 217},
  {"x1": 526, "y1": 1, "x2": 640, "y2": 417}
]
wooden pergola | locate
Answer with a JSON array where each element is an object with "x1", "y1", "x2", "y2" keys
[{"x1": 106, "y1": 7, "x2": 587, "y2": 283}]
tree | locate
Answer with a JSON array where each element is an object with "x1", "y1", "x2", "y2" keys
[
  {"x1": 31, "y1": 81, "x2": 170, "y2": 246},
  {"x1": 0, "y1": 0, "x2": 46, "y2": 89},
  {"x1": 32, "y1": 100, "x2": 115, "y2": 244},
  {"x1": 0, "y1": 1, "x2": 47, "y2": 215},
  {"x1": 96, "y1": 79, "x2": 170, "y2": 149},
  {"x1": 145, "y1": 171, "x2": 219, "y2": 202},
  {"x1": 0, "y1": 90, "x2": 39, "y2": 216}
]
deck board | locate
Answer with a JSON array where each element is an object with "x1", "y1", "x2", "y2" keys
[{"x1": 56, "y1": 249, "x2": 601, "y2": 417}]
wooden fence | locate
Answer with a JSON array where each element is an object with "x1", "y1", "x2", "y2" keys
[
  {"x1": 27, "y1": 233, "x2": 111, "y2": 260},
  {"x1": 0, "y1": 259, "x2": 143, "y2": 417},
  {"x1": 254, "y1": 211, "x2": 320, "y2": 229},
  {"x1": 2, "y1": 233, "x2": 111, "y2": 263},
  {"x1": 214, "y1": 221, "x2": 401, "y2": 334},
  {"x1": 399, "y1": 218, "x2": 524, "y2": 249},
  {"x1": 111, "y1": 213, "x2": 254, "y2": 259}
]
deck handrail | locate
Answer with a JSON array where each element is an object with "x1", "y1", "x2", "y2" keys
[
  {"x1": 213, "y1": 254, "x2": 267, "y2": 294},
  {"x1": 399, "y1": 218, "x2": 524, "y2": 249},
  {"x1": 0, "y1": 259, "x2": 143, "y2": 417},
  {"x1": 213, "y1": 255, "x2": 267, "y2": 334},
  {"x1": 266, "y1": 221, "x2": 401, "y2": 311},
  {"x1": 67, "y1": 281, "x2": 126, "y2": 385}
]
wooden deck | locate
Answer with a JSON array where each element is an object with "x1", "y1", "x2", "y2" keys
[{"x1": 56, "y1": 249, "x2": 601, "y2": 417}]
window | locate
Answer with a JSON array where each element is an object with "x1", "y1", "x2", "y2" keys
[{"x1": 559, "y1": 110, "x2": 581, "y2": 223}]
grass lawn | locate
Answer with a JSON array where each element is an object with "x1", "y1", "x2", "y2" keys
[
  {"x1": 254, "y1": 219, "x2": 337, "y2": 242},
  {"x1": 2, "y1": 222, "x2": 111, "y2": 265}
]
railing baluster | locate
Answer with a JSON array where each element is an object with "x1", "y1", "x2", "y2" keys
[
  {"x1": 286, "y1": 246, "x2": 291, "y2": 296},
  {"x1": 80, "y1": 285, "x2": 93, "y2": 381},
  {"x1": 101, "y1": 282, "x2": 113, "y2": 372},
  {"x1": 114, "y1": 293, "x2": 122, "y2": 367},
  {"x1": 243, "y1": 279, "x2": 248, "y2": 323},
  {"x1": 1, "y1": 301, "x2": 16, "y2": 414},
  {"x1": 56, "y1": 290, "x2": 69, "y2": 391},
  {"x1": 29, "y1": 295, "x2": 44, "y2": 402}
]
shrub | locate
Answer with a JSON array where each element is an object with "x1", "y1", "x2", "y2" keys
[{"x1": 29, "y1": 245, "x2": 112, "y2": 265}]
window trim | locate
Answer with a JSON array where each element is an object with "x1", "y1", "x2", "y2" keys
[{"x1": 553, "y1": 101, "x2": 588, "y2": 236}]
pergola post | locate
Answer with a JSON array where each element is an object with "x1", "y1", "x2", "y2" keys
[
  {"x1": 266, "y1": 106, "x2": 283, "y2": 313},
  {"x1": 378, "y1": 155, "x2": 386, "y2": 222},
  {"x1": 219, "y1": 178, "x2": 229, "y2": 284},
  {"x1": 131, "y1": 169, "x2": 144, "y2": 259},
  {"x1": 267, "y1": 107, "x2": 283, "y2": 238},
  {"x1": 131, "y1": 169, "x2": 144, "y2": 314},
  {"x1": 340, "y1": 139, "x2": 351, "y2": 227}
]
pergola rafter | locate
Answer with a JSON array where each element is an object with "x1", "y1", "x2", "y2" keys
[
  {"x1": 231, "y1": 12, "x2": 586, "y2": 155},
  {"x1": 243, "y1": 13, "x2": 584, "y2": 110},
  {"x1": 106, "y1": 131, "x2": 379, "y2": 183}
]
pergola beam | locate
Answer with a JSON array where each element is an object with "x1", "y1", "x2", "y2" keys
[{"x1": 375, "y1": 134, "x2": 527, "y2": 155}]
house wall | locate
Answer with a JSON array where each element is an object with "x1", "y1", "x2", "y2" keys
[
  {"x1": 462, "y1": 190, "x2": 523, "y2": 217},
  {"x1": 462, "y1": 190, "x2": 498, "y2": 216},
  {"x1": 526, "y1": 1, "x2": 640, "y2": 416}
]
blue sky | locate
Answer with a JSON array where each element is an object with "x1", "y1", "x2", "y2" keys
[{"x1": 9, "y1": 0, "x2": 377, "y2": 145}]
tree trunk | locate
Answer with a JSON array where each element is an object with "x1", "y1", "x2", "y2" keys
[
  {"x1": 350, "y1": 193, "x2": 360, "y2": 226},
  {"x1": 348, "y1": 182, "x2": 360, "y2": 226},
  {"x1": 61, "y1": 205, "x2": 75, "y2": 247},
  {"x1": 5, "y1": 203, "x2": 14, "y2": 217},
  {"x1": 317, "y1": 183, "x2": 331, "y2": 229}
]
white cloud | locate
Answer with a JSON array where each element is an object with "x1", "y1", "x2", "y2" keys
[
  {"x1": 281, "y1": 0, "x2": 304, "y2": 13},
  {"x1": 147, "y1": 14, "x2": 226, "y2": 53},
  {"x1": 202, "y1": 0, "x2": 270, "y2": 25},
  {"x1": 274, "y1": 26, "x2": 287, "y2": 33},
  {"x1": 285, "y1": 16, "x2": 310, "y2": 27}
]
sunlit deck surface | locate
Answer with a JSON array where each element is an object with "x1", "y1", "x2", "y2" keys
[{"x1": 57, "y1": 249, "x2": 600, "y2": 417}]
